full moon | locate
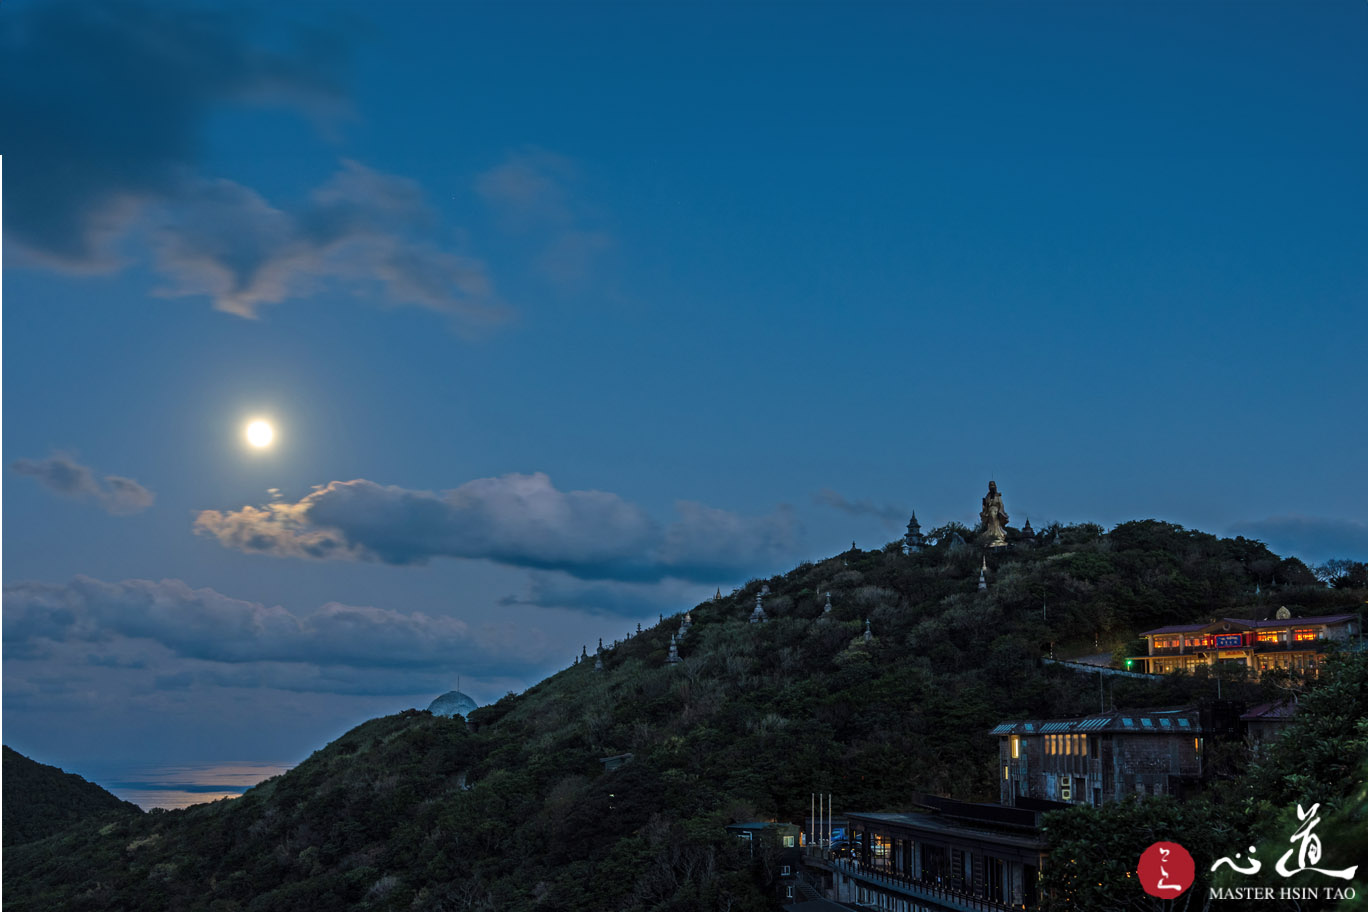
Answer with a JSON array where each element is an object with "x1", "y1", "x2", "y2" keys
[{"x1": 245, "y1": 420, "x2": 275, "y2": 448}]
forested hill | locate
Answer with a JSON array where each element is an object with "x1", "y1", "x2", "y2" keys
[
  {"x1": 5, "y1": 520, "x2": 1364, "y2": 912},
  {"x1": 3, "y1": 746, "x2": 141, "y2": 846}
]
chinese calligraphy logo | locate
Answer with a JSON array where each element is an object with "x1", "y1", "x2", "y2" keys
[{"x1": 1139, "y1": 842, "x2": 1195, "y2": 898}]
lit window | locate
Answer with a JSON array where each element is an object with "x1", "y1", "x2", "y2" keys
[
  {"x1": 1080, "y1": 734, "x2": 1087, "y2": 755},
  {"x1": 783, "y1": 835, "x2": 794, "y2": 848},
  {"x1": 1011, "y1": 735, "x2": 1020, "y2": 759},
  {"x1": 1294, "y1": 629, "x2": 1317, "y2": 642},
  {"x1": 1004, "y1": 765, "x2": 1009, "y2": 780}
]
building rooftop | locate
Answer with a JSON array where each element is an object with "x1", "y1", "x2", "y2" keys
[
  {"x1": 846, "y1": 811, "x2": 1045, "y2": 851},
  {"x1": 1240, "y1": 700, "x2": 1298, "y2": 722},
  {"x1": 990, "y1": 707, "x2": 1200, "y2": 736},
  {"x1": 1139, "y1": 614, "x2": 1358, "y2": 637}
]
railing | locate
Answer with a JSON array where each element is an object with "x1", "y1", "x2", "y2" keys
[{"x1": 836, "y1": 858, "x2": 1024, "y2": 912}]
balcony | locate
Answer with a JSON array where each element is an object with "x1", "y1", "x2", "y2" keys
[{"x1": 836, "y1": 858, "x2": 1025, "y2": 912}]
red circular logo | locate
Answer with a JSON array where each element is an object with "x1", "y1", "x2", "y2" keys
[{"x1": 1137, "y1": 842, "x2": 1195, "y2": 898}]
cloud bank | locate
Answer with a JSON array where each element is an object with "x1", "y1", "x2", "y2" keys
[
  {"x1": 3, "y1": 576, "x2": 491, "y2": 670},
  {"x1": 11, "y1": 453, "x2": 155, "y2": 515},
  {"x1": 195, "y1": 473, "x2": 800, "y2": 583}
]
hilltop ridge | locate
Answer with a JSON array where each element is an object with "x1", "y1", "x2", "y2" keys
[
  {"x1": 4, "y1": 519, "x2": 1363, "y2": 912},
  {"x1": 2, "y1": 746, "x2": 141, "y2": 847}
]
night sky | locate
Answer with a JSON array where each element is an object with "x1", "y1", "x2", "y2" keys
[{"x1": 3, "y1": 0, "x2": 1366, "y2": 803}]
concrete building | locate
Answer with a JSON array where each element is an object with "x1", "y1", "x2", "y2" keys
[{"x1": 991, "y1": 707, "x2": 1218, "y2": 806}]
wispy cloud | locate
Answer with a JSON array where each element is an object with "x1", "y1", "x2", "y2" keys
[
  {"x1": 476, "y1": 149, "x2": 613, "y2": 288},
  {"x1": 194, "y1": 473, "x2": 801, "y2": 583},
  {"x1": 813, "y1": 488, "x2": 907, "y2": 528},
  {"x1": 150, "y1": 163, "x2": 502, "y2": 322},
  {"x1": 11, "y1": 453, "x2": 155, "y2": 515},
  {"x1": 501, "y1": 573, "x2": 709, "y2": 619},
  {"x1": 1227, "y1": 516, "x2": 1368, "y2": 565}
]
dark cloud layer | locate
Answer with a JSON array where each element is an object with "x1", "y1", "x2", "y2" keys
[
  {"x1": 1228, "y1": 516, "x2": 1368, "y2": 565},
  {"x1": 3, "y1": 576, "x2": 494, "y2": 671},
  {"x1": 194, "y1": 473, "x2": 800, "y2": 583},
  {"x1": 0, "y1": 0, "x2": 346, "y2": 268},
  {"x1": 1, "y1": 1, "x2": 500, "y2": 324},
  {"x1": 500, "y1": 573, "x2": 708, "y2": 619},
  {"x1": 11, "y1": 453, "x2": 155, "y2": 515}
]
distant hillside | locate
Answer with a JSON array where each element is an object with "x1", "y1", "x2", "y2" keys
[
  {"x1": 4, "y1": 520, "x2": 1362, "y2": 911},
  {"x1": 3, "y1": 746, "x2": 142, "y2": 846}
]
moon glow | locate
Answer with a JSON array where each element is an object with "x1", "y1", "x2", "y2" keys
[{"x1": 245, "y1": 420, "x2": 275, "y2": 448}]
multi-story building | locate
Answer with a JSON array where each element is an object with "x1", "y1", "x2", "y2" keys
[
  {"x1": 818, "y1": 796, "x2": 1052, "y2": 911},
  {"x1": 991, "y1": 707, "x2": 1223, "y2": 807},
  {"x1": 1131, "y1": 613, "x2": 1359, "y2": 676}
]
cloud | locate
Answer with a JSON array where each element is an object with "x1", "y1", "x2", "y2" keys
[
  {"x1": 813, "y1": 488, "x2": 907, "y2": 528},
  {"x1": 1, "y1": 2, "x2": 501, "y2": 326},
  {"x1": 1227, "y1": 516, "x2": 1368, "y2": 565},
  {"x1": 195, "y1": 473, "x2": 801, "y2": 583},
  {"x1": 11, "y1": 453, "x2": 155, "y2": 515},
  {"x1": 1, "y1": 575, "x2": 524, "y2": 671},
  {"x1": 150, "y1": 164, "x2": 501, "y2": 321}
]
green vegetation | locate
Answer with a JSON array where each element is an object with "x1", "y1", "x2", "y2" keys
[
  {"x1": 2, "y1": 746, "x2": 141, "y2": 847},
  {"x1": 4, "y1": 520, "x2": 1363, "y2": 911}
]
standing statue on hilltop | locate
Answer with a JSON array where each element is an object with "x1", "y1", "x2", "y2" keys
[{"x1": 980, "y1": 480, "x2": 1009, "y2": 548}]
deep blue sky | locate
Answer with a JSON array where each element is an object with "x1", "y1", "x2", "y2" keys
[{"x1": 3, "y1": 0, "x2": 1366, "y2": 797}]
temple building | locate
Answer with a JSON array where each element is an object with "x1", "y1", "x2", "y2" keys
[
  {"x1": 903, "y1": 513, "x2": 925, "y2": 553},
  {"x1": 1130, "y1": 612, "x2": 1360, "y2": 677}
]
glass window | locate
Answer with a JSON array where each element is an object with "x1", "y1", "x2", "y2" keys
[
  {"x1": 783, "y1": 835, "x2": 794, "y2": 847},
  {"x1": 1010, "y1": 735, "x2": 1020, "y2": 759}
]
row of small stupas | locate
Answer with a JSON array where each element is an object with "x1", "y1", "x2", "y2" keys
[{"x1": 576, "y1": 481, "x2": 1019, "y2": 669}]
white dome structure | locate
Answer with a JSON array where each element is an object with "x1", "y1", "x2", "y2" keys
[{"x1": 427, "y1": 690, "x2": 478, "y2": 718}]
